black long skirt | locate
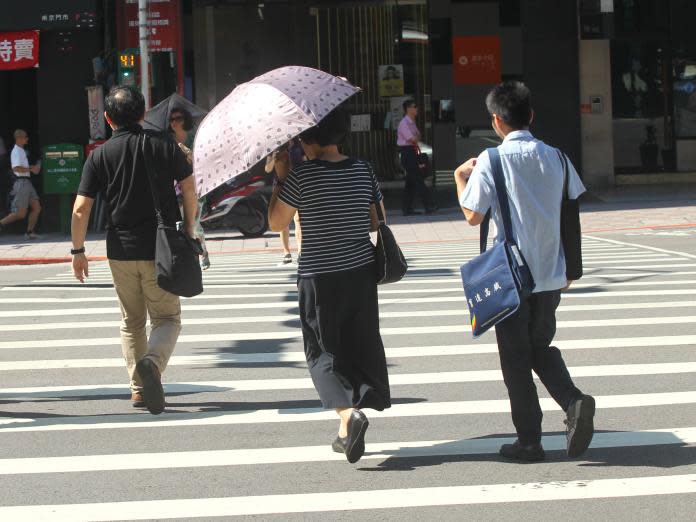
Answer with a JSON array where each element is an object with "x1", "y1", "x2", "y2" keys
[{"x1": 297, "y1": 262, "x2": 391, "y2": 411}]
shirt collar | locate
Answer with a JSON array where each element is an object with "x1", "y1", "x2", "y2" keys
[
  {"x1": 503, "y1": 130, "x2": 533, "y2": 143},
  {"x1": 112, "y1": 123, "x2": 143, "y2": 136}
]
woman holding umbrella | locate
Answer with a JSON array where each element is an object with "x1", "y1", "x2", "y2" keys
[
  {"x1": 268, "y1": 106, "x2": 391, "y2": 464},
  {"x1": 169, "y1": 108, "x2": 210, "y2": 270}
]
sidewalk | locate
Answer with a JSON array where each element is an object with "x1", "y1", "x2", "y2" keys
[{"x1": 1, "y1": 194, "x2": 695, "y2": 265}]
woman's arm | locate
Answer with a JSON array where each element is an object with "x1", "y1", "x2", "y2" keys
[{"x1": 267, "y1": 149, "x2": 297, "y2": 231}]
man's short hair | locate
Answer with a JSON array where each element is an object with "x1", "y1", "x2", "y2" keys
[
  {"x1": 105, "y1": 86, "x2": 145, "y2": 128},
  {"x1": 485, "y1": 81, "x2": 532, "y2": 130},
  {"x1": 14, "y1": 129, "x2": 27, "y2": 140},
  {"x1": 402, "y1": 99, "x2": 416, "y2": 113},
  {"x1": 299, "y1": 106, "x2": 350, "y2": 147}
]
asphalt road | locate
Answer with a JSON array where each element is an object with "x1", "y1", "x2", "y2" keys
[{"x1": 1, "y1": 231, "x2": 695, "y2": 521}]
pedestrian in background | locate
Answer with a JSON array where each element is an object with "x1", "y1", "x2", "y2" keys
[
  {"x1": 169, "y1": 107, "x2": 210, "y2": 270},
  {"x1": 0, "y1": 129, "x2": 42, "y2": 239},
  {"x1": 454, "y1": 81, "x2": 595, "y2": 462},
  {"x1": 268, "y1": 107, "x2": 391, "y2": 464},
  {"x1": 71, "y1": 86, "x2": 197, "y2": 415},
  {"x1": 265, "y1": 138, "x2": 303, "y2": 265},
  {"x1": 397, "y1": 99, "x2": 435, "y2": 216}
]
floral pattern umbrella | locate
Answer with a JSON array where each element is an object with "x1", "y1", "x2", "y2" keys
[{"x1": 193, "y1": 66, "x2": 360, "y2": 196}]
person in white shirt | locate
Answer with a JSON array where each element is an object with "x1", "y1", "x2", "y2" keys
[
  {"x1": 455, "y1": 81, "x2": 595, "y2": 463},
  {"x1": 0, "y1": 129, "x2": 42, "y2": 239}
]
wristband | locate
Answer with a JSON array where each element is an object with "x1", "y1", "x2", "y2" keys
[{"x1": 71, "y1": 247, "x2": 85, "y2": 255}]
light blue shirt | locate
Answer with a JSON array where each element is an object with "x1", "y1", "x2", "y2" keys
[{"x1": 460, "y1": 130, "x2": 586, "y2": 292}]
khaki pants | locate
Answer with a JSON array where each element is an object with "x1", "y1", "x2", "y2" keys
[{"x1": 109, "y1": 260, "x2": 182, "y2": 392}]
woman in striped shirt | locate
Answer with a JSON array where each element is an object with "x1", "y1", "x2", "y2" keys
[{"x1": 268, "y1": 107, "x2": 391, "y2": 464}]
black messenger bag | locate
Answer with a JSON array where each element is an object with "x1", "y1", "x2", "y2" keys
[{"x1": 141, "y1": 134, "x2": 203, "y2": 298}]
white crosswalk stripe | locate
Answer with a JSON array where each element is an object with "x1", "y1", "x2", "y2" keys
[{"x1": 1, "y1": 236, "x2": 695, "y2": 519}]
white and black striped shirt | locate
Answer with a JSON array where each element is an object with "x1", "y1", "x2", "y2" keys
[{"x1": 278, "y1": 158, "x2": 383, "y2": 278}]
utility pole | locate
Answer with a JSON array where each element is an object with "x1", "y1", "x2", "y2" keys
[{"x1": 138, "y1": 0, "x2": 150, "y2": 109}]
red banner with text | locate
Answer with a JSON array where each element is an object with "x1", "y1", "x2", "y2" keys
[
  {"x1": 0, "y1": 31, "x2": 40, "y2": 70},
  {"x1": 116, "y1": 0, "x2": 180, "y2": 52}
]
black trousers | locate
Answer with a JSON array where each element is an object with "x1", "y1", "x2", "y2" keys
[
  {"x1": 494, "y1": 290, "x2": 582, "y2": 444},
  {"x1": 399, "y1": 146, "x2": 431, "y2": 213},
  {"x1": 297, "y1": 263, "x2": 391, "y2": 411}
]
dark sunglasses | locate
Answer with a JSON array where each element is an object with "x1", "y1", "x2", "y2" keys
[{"x1": 169, "y1": 115, "x2": 184, "y2": 122}]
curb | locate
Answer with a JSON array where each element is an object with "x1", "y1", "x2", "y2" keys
[{"x1": 0, "y1": 256, "x2": 107, "y2": 266}]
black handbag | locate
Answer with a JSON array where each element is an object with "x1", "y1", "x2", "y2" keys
[
  {"x1": 141, "y1": 134, "x2": 204, "y2": 298},
  {"x1": 415, "y1": 146, "x2": 432, "y2": 178},
  {"x1": 558, "y1": 151, "x2": 583, "y2": 281},
  {"x1": 373, "y1": 190, "x2": 408, "y2": 284}
]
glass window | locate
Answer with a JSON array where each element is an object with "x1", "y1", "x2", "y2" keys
[
  {"x1": 673, "y1": 46, "x2": 696, "y2": 138},
  {"x1": 611, "y1": 41, "x2": 665, "y2": 119},
  {"x1": 614, "y1": 0, "x2": 670, "y2": 38}
]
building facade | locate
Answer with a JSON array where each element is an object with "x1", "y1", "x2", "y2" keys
[{"x1": 3, "y1": 1, "x2": 695, "y2": 231}]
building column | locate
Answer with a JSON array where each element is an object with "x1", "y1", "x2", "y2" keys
[{"x1": 579, "y1": 39, "x2": 615, "y2": 187}]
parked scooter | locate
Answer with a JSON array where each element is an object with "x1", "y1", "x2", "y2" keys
[{"x1": 199, "y1": 172, "x2": 271, "y2": 237}]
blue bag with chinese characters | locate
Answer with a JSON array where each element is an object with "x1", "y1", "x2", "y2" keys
[{"x1": 460, "y1": 147, "x2": 535, "y2": 338}]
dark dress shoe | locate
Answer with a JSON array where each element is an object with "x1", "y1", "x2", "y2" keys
[
  {"x1": 499, "y1": 440, "x2": 546, "y2": 462},
  {"x1": 135, "y1": 358, "x2": 165, "y2": 415},
  {"x1": 131, "y1": 391, "x2": 146, "y2": 408},
  {"x1": 332, "y1": 410, "x2": 369, "y2": 463}
]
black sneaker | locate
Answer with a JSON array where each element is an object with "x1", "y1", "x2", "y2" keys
[
  {"x1": 499, "y1": 440, "x2": 546, "y2": 462},
  {"x1": 565, "y1": 394, "x2": 595, "y2": 458}
]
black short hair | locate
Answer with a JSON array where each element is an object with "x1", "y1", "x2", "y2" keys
[
  {"x1": 485, "y1": 81, "x2": 532, "y2": 130},
  {"x1": 402, "y1": 98, "x2": 416, "y2": 113},
  {"x1": 170, "y1": 108, "x2": 193, "y2": 131},
  {"x1": 299, "y1": 106, "x2": 350, "y2": 147},
  {"x1": 105, "y1": 86, "x2": 145, "y2": 128}
]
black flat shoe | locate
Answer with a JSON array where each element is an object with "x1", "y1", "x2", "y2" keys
[
  {"x1": 499, "y1": 440, "x2": 546, "y2": 463},
  {"x1": 333, "y1": 410, "x2": 369, "y2": 463}
]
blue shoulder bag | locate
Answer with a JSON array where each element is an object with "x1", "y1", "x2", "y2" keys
[{"x1": 460, "y1": 147, "x2": 535, "y2": 338}]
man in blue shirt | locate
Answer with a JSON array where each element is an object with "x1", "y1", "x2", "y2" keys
[{"x1": 454, "y1": 81, "x2": 595, "y2": 462}]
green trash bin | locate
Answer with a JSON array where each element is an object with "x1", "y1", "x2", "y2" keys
[{"x1": 42, "y1": 143, "x2": 84, "y2": 234}]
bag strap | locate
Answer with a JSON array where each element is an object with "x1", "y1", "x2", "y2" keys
[
  {"x1": 140, "y1": 133, "x2": 164, "y2": 226},
  {"x1": 487, "y1": 147, "x2": 514, "y2": 241},
  {"x1": 479, "y1": 209, "x2": 491, "y2": 253},
  {"x1": 371, "y1": 167, "x2": 386, "y2": 225},
  {"x1": 558, "y1": 150, "x2": 570, "y2": 201}
]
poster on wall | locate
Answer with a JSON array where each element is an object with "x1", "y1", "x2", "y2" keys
[
  {"x1": 0, "y1": 31, "x2": 40, "y2": 70},
  {"x1": 452, "y1": 36, "x2": 501, "y2": 85},
  {"x1": 378, "y1": 64, "x2": 405, "y2": 97},
  {"x1": 116, "y1": 0, "x2": 180, "y2": 52},
  {"x1": 86, "y1": 85, "x2": 106, "y2": 140}
]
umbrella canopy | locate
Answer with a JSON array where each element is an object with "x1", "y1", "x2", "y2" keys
[
  {"x1": 193, "y1": 66, "x2": 360, "y2": 196},
  {"x1": 143, "y1": 93, "x2": 207, "y2": 132}
]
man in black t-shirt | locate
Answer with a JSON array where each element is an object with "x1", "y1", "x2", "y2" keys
[{"x1": 71, "y1": 86, "x2": 197, "y2": 415}]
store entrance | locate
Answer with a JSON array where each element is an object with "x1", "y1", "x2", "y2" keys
[
  {"x1": 0, "y1": 68, "x2": 39, "y2": 214},
  {"x1": 313, "y1": 1, "x2": 430, "y2": 179}
]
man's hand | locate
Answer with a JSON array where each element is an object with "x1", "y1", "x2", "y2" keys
[
  {"x1": 454, "y1": 158, "x2": 477, "y2": 183},
  {"x1": 562, "y1": 280, "x2": 573, "y2": 291},
  {"x1": 178, "y1": 143, "x2": 193, "y2": 165},
  {"x1": 72, "y1": 253, "x2": 89, "y2": 283},
  {"x1": 30, "y1": 164, "x2": 41, "y2": 175}
]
